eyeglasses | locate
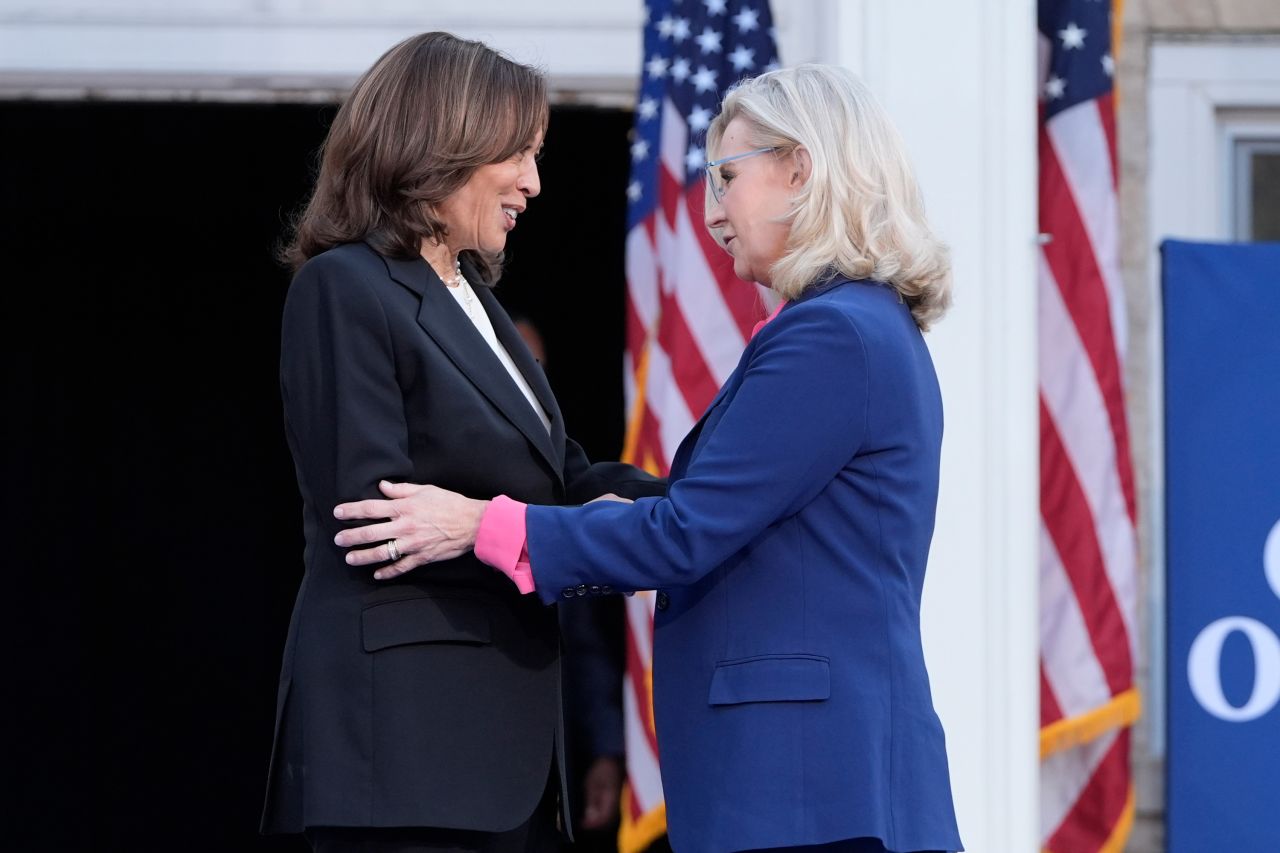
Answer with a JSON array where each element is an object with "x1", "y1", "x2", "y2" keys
[{"x1": 704, "y1": 147, "x2": 775, "y2": 202}]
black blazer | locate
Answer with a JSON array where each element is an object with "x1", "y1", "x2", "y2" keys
[{"x1": 261, "y1": 242, "x2": 661, "y2": 834}]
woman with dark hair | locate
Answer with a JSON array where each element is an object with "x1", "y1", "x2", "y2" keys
[{"x1": 261, "y1": 31, "x2": 660, "y2": 853}]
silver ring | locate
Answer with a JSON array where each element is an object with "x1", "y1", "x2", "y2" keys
[{"x1": 387, "y1": 539, "x2": 401, "y2": 561}]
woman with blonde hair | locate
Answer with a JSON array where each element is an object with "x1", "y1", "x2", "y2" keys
[{"x1": 336, "y1": 64, "x2": 964, "y2": 853}]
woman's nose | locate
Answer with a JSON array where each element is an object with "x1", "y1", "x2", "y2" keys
[
  {"x1": 520, "y1": 160, "x2": 541, "y2": 198},
  {"x1": 703, "y1": 191, "x2": 725, "y2": 229}
]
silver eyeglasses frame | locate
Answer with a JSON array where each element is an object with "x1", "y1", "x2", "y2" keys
[{"x1": 704, "y1": 147, "x2": 776, "y2": 202}]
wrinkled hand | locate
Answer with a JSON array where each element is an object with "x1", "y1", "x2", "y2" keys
[
  {"x1": 580, "y1": 755, "x2": 623, "y2": 830},
  {"x1": 333, "y1": 481, "x2": 488, "y2": 580}
]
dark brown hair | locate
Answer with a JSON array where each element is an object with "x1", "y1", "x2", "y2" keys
[{"x1": 282, "y1": 32, "x2": 549, "y2": 280}]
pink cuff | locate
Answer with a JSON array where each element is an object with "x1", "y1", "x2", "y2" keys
[{"x1": 475, "y1": 495, "x2": 536, "y2": 594}]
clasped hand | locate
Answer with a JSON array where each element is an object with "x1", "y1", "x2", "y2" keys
[{"x1": 333, "y1": 481, "x2": 487, "y2": 580}]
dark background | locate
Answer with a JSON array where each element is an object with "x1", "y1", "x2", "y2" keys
[{"x1": 1, "y1": 100, "x2": 633, "y2": 851}]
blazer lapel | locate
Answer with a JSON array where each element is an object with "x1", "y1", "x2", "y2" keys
[
  {"x1": 672, "y1": 284, "x2": 844, "y2": 479},
  {"x1": 383, "y1": 253, "x2": 564, "y2": 483},
  {"x1": 476, "y1": 282, "x2": 567, "y2": 477},
  {"x1": 669, "y1": 352, "x2": 743, "y2": 479}
]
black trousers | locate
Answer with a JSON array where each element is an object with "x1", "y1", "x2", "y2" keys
[{"x1": 307, "y1": 773, "x2": 561, "y2": 853}]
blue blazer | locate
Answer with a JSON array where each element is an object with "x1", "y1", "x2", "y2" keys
[{"x1": 526, "y1": 277, "x2": 963, "y2": 853}]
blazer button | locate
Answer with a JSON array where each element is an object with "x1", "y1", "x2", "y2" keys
[
  {"x1": 576, "y1": 584, "x2": 588, "y2": 597},
  {"x1": 561, "y1": 587, "x2": 575, "y2": 599},
  {"x1": 601, "y1": 585, "x2": 614, "y2": 595},
  {"x1": 589, "y1": 585, "x2": 601, "y2": 595},
  {"x1": 656, "y1": 591, "x2": 670, "y2": 611}
]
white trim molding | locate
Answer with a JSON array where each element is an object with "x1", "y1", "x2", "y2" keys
[{"x1": 0, "y1": 1, "x2": 826, "y2": 104}]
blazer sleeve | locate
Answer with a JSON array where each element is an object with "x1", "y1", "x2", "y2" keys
[
  {"x1": 527, "y1": 303, "x2": 870, "y2": 603},
  {"x1": 280, "y1": 256, "x2": 414, "y2": 535},
  {"x1": 561, "y1": 437, "x2": 668, "y2": 504}
]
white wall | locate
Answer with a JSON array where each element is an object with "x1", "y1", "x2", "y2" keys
[
  {"x1": 0, "y1": 0, "x2": 642, "y2": 98},
  {"x1": 815, "y1": 3, "x2": 1040, "y2": 852},
  {"x1": 0, "y1": 2, "x2": 1040, "y2": 850}
]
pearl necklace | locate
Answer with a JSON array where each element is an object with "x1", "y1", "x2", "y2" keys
[{"x1": 443, "y1": 259, "x2": 477, "y2": 319}]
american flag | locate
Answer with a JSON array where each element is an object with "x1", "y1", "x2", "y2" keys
[
  {"x1": 618, "y1": 2, "x2": 778, "y2": 851},
  {"x1": 1037, "y1": 1, "x2": 1140, "y2": 850}
]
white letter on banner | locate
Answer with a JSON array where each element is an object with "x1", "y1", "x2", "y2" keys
[
  {"x1": 1187, "y1": 617, "x2": 1280, "y2": 722},
  {"x1": 1265, "y1": 518, "x2": 1280, "y2": 602}
]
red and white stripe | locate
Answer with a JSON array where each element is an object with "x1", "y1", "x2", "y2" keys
[
  {"x1": 1037, "y1": 34, "x2": 1139, "y2": 853},
  {"x1": 622, "y1": 591, "x2": 663, "y2": 825},
  {"x1": 620, "y1": 94, "x2": 765, "y2": 852}
]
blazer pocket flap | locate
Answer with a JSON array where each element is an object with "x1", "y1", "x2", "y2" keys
[
  {"x1": 362, "y1": 596, "x2": 492, "y2": 652},
  {"x1": 708, "y1": 654, "x2": 831, "y2": 705}
]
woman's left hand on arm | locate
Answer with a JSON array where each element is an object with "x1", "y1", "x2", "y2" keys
[{"x1": 334, "y1": 480, "x2": 488, "y2": 580}]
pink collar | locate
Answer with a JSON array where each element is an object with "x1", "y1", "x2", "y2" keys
[{"x1": 750, "y1": 300, "x2": 787, "y2": 340}]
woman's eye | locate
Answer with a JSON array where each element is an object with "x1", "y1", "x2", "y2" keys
[{"x1": 513, "y1": 145, "x2": 542, "y2": 164}]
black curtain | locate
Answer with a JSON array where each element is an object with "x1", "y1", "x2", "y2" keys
[{"x1": 1, "y1": 99, "x2": 631, "y2": 851}]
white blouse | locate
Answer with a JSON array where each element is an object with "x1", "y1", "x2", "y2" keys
[{"x1": 443, "y1": 276, "x2": 552, "y2": 435}]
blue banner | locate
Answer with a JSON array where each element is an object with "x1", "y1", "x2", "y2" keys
[{"x1": 1164, "y1": 239, "x2": 1280, "y2": 852}]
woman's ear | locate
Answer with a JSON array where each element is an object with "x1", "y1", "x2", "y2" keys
[{"x1": 789, "y1": 146, "x2": 812, "y2": 188}]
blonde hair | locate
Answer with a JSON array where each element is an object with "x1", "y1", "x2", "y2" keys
[{"x1": 706, "y1": 64, "x2": 951, "y2": 330}]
